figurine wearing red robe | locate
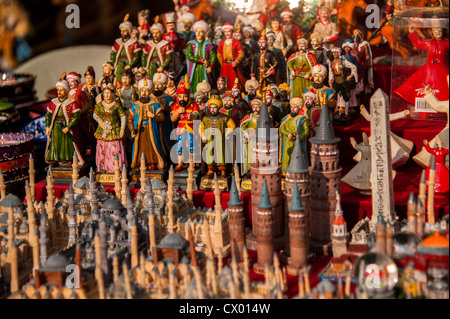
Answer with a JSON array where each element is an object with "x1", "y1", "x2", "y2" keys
[
  {"x1": 424, "y1": 137, "x2": 449, "y2": 196},
  {"x1": 163, "y1": 12, "x2": 187, "y2": 77},
  {"x1": 394, "y1": 25, "x2": 449, "y2": 105},
  {"x1": 312, "y1": 6, "x2": 339, "y2": 48},
  {"x1": 259, "y1": 0, "x2": 280, "y2": 28},
  {"x1": 217, "y1": 23, "x2": 246, "y2": 91},
  {"x1": 280, "y1": 9, "x2": 303, "y2": 57}
]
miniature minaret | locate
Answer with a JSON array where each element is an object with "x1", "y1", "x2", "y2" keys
[
  {"x1": 46, "y1": 166, "x2": 57, "y2": 246},
  {"x1": 287, "y1": 181, "x2": 309, "y2": 276},
  {"x1": 167, "y1": 165, "x2": 175, "y2": 233},
  {"x1": 39, "y1": 207, "x2": 49, "y2": 265},
  {"x1": 249, "y1": 100, "x2": 283, "y2": 250},
  {"x1": 385, "y1": 218, "x2": 393, "y2": 257},
  {"x1": 10, "y1": 240, "x2": 19, "y2": 294},
  {"x1": 203, "y1": 215, "x2": 214, "y2": 259},
  {"x1": 131, "y1": 220, "x2": 139, "y2": 268},
  {"x1": 331, "y1": 191, "x2": 347, "y2": 258},
  {"x1": 213, "y1": 173, "x2": 225, "y2": 254},
  {"x1": 309, "y1": 102, "x2": 341, "y2": 255},
  {"x1": 375, "y1": 212, "x2": 386, "y2": 255},
  {"x1": 427, "y1": 157, "x2": 436, "y2": 224},
  {"x1": 67, "y1": 183, "x2": 77, "y2": 245},
  {"x1": 29, "y1": 153, "x2": 36, "y2": 202},
  {"x1": 25, "y1": 181, "x2": 36, "y2": 232},
  {"x1": 121, "y1": 164, "x2": 128, "y2": 206},
  {"x1": 186, "y1": 159, "x2": 195, "y2": 202},
  {"x1": 254, "y1": 179, "x2": 275, "y2": 274},
  {"x1": 0, "y1": 169, "x2": 6, "y2": 200},
  {"x1": 228, "y1": 175, "x2": 245, "y2": 264},
  {"x1": 148, "y1": 211, "x2": 156, "y2": 255},
  {"x1": 139, "y1": 153, "x2": 147, "y2": 190},
  {"x1": 32, "y1": 228, "x2": 40, "y2": 273},
  {"x1": 283, "y1": 138, "x2": 310, "y2": 261},
  {"x1": 99, "y1": 213, "x2": 109, "y2": 278},
  {"x1": 407, "y1": 192, "x2": 417, "y2": 234},
  {"x1": 417, "y1": 198, "x2": 425, "y2": 238},
  {"x1": 233, "y1": 162, "x2": 242, "y2": 198},
  {"x1": 94, "y1": 231, "x2": 105, "y2": 299},
  {"x1": 418, "y1": 170, "x2": 427, "y2": 210},
  {"x1": 72, "y1": 151, "x2": 79, "y2": 186},
  {"x1": 89, "y1": 168, "x2": 99, "y2": 212},
  {"x1": 114, "y1": 154, "x2": 121, "y2": 199}
]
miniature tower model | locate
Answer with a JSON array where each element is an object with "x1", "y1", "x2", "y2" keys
[
  {"x1": 233, "y1": 163, "x2": 242, "y2": 198},
  {"x1": 309, "y1": 103, "x2": 341, "y2": 255},
  {"x1": 0, "y1": 169, "x2": 6, "y2": 200},
  {"x1": 39, "y1": 207, "x2": 49, "y2": 265},
  {"x1": 249, "y1": 101, "x2": 283, "y2": 250},
  {"x1": 46, "y1": 166, "x2": 56, "y2": 247},
  {"x1": 187, "y1": 160, "x2": 195, "y2": 202},
  {"x1": 427, "y1": 158, "x2": 436, "y2": 224},
  {"x1": 287, "y1": 182, "x2": 309, "y2": 276},
  {"x1": 283, "y1": 138, "x2": 311, "y2": 261},
  {"x1": 29, "y1": 153, "x2": 36, "y2": 202},
  {"x1": 253, "y1": 179, "x2": 275, "y2": 274},
  {"x1": 89, "y1": 169, "x2": 99, "y2": 213},
  {"x1": 121, "y1": 164, "x2": 128, "y2": 206},
  {"x1": 114, "y1": 154, "x2": 121, "y2": 199},
  {"x1": 140, "y1": 153, "x2": 147, "y2": 189},
  {"x1": 407, "y1": 192, "x2": 417, "y2": 234},
  {"x1": 67, "y1": 183, "x2": 76, "y2": 245},
  {"x1": 331, "y1": 191, "x2": 347, "y2": 258},
  {"x1": 167, "y1": 166, "x2": 175, "y2": 233},
  {"x1": 213, "y1": 174, "x2": 227, "y2": 255},
  {"x1": 228, "y1": 175, "x2": 245, "y2": 264},
  {"x1": 72, "y1": 151, "x2": 79, "y2": 186},
  {"x1": 375, "y1": 212, "x2": 386, "y2": 255}
]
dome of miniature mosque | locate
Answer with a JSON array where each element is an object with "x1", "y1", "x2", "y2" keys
[
  {"x1": 150, "y1": 178, "x2": 167, "y2": 190},
  {"x1": 74, "y1": 176, "x2": 90, "y2": 189},
  {"x1": 102, "y1": 198, "x2": 124, "y2": 211},
  {"x1": 42, "y1": 254, "x2": 71, "y2": 272},
  {"x1": 157, "y1": 232, "x2": 188, "y2": 250},
  {"x1": 0, "y1": 193, "x2": 23, "y2": 207},
  {"x1": 417, "y1": 232, "x2": 449, "y2": 256},
  {"x1": 75, "y1": 194, "x2": 89, "y2": 205},
  {"x1": 19, "y1": 222, "x2": 29, "y2": 232}
]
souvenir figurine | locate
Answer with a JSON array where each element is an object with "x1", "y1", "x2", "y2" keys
[
  {"x1": 414, "y1": 79, "x2": 449, "y2": 169},
  {"x1": 186, "y1": 20, "x2": 217, "y2": 94},
  {"x1": 67, "y1": 71, "x2": 96, "y2": 156},
  {"x1": 309, "y1": 32, "x2": 330, "y2": 70},
  {"x1": 264, "y1": 89, "x2": 283, "y2": 128},
  {"x1": 97, "y1": 61, "x2": 116, "y2": 88},
  {"x1": 80, "y1": 66, "x2": 102, "y2": 112},
  {"x1": 280, "y1": 8, "x2": 303, "y2": 57},
  {"x1": 138, "y1": 24, "x2": 150, "y2": 45},
  {"x1": 288, "y1": 38, "x2": 318, "y2": 98},
  {"x1": 304, "y1": 64, "x2": 334, "y2": 108},
  {"x1": 221, "y1": 92, "x2": 243, "y2": 127},
  {"x1": 244, "y1": 76, "x2": 260, "y2": 104},
  {"x1": 317, "y1": 0, "x2": 340, "y2": 17},
  {"x1": 240, "y1": 98, "x2": 262, "y2": 176},
  {"x1": 394, "y1": 22, "x2": 449, "y2": 106},
  {"x1": 342, "y1": 133, "x2": 375, "y2": 195},
  {"x1": 200, "y1": 96, "x2": 236, "y2": 177},
  {"x1": 267, "y1": 31, "x2": 287, "y2": 85},
  {"x1": 259, "y1": 0, "x2": 281, "y2": 28},
  {"x1": 352, "y1": 29, "x2": 374, "y2": 100},
  {"x1": 194, "y1": 90, "x2": 209, "y2": 117},
  {"x1": 328, "y1": 46, "x2": 357, "y2": 124},
  {"x1": 267, "y1": 16, "x2": 292, "y2": 58},
  {"x1": 303, "y1": 89, "x2": 322, "y2": 134},
  {"x1": 111, "y1": 14, "x2": 142, "y2": 85},
  {"x1": 312, "y1": 6, "x2": 339, "y2": 48},
  {"x1": 242, "y1": 24, "x2": 259, "y2": 54},
  {"x1": 117, "y1": 67, "x2": 138, "y2": 112},
  {"x1": 278, "y1": 83, "x2": 292, "y2": 114},
  {"x1": 137, "y1": 9, "x2": 150, "y2": 35},
  {"x1": 165, "y1": 70, "x2": 178, "y2": 99},
  {"x1": 213, "y1": 21, "x2": 224, "y2": 46},
  {"x1": 180, "y1": 11, "x2": 196, "y2": 43},
  {"x1": 231, "y1": 78, "x2": 252, "y2": 117},
  {"x1": 217, "y1": 23, "x2": 246, "y2": 91},
  {"x1": 233, "y1": 24, "x2": 254, "y2": 81},
  {"x1": 358, "y1": 104, "x2": 413, "y2": 169},
  {"x1": 170, "y1": 76, "x2": 201, "y2": 171},
  {"x1": 279, "y1": 97, "x2": 309, "y2": 174},
  {"x1": 252, "y1": 30, "x2": 278, "y2": 92},
  {"x1": 45, "y1": 74, "x2": 85, "y2": 167},
  {"x1": 93, "y1": 83, "x2": 127, "y2": 173},
  {"x1": 163, "y1": 12, "x2": 187, "y2": 79},
  {"x1": 142, "y1": 18, "x2": 173, "y2": 81},
  {"x1": 341, "y1": 39, "x2": 359, "y2": 116},
  {"x1": 152, "y1": 71, "x2": 176, "y2": 154},
  {"x1": 268, "y1": 83, "x2": 287, "y2": 115},
  {"x1": 132, "y1": 67, "x2": 147, "y2": 87},
  {"x1": 423, "y1": 136, "x2": 449, "y2": 196},
  {"x1": 129, "y1": 78, "x2": 166, "y2": 170},
  {"x1": 216, "y1": 76, "x2": 228, "y2": 97}
]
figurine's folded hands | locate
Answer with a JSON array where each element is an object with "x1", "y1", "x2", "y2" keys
[{"x1": 62, "y1": 127, "x2": 69, "y2": 134}]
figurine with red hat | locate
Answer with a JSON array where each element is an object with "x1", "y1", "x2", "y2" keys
[
  {"x1": 217, "y1": 22, "x2": 246, "y2": 91},
  {"x1": 281, "y1": 8, "x2": 303, "y2": 57},
  {"x1": 163, "y1": 12, "x2": 187, "y2": 78},
  {"x1": 45, "y1": 73, "x2": 85, "y2": 168},
  {"x1": 259, "y1": 0, "x2": 280, "y2": 28},
  {"x1": 170, "y1": 75, "x2": 201, "y2": 171},
  {"x1": 233, "y1": 24, "x2": 254, "y2": 81},
  {"x1": 221, "y1": 92, "x2": 244, "y2": 127},
  {"x1": 231, "y1": 78, "x2": 252, "y2": 117},
  {"x1": 111, "y1": 14, "x2": 143, "y2": 84},
  {"x1": 186, "y1": 19, "x2": 217, "y2": 94},
  {"x1": 67, "y1": 71, "x2": 96, "y2": 155},
  {"x1": 424, "y1": 136, "x2": 449, "y2": 197},
  {"x1": 312, "y1": 6, "x2": 339, "y2": 48},
  {"x1": 129, "y1": 77, "x2": 166, "y2": 170}
]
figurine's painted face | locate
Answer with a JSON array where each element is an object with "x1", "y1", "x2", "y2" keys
[
  {"x1": 184, "y1": 20, "x2": 193, "y2": 32},
  {"x1": 120, "y1": 28, "x2": 130, "y2": 40},
  {"x1": 209, "y1": 104, "x2": 219, "y2": 115},
  {"x1": 332, "y1": 51, "x2": 340, "y2": 59},
  {"x1": 152, "y1": 29, "x2": 162, "y2": 42},
  {"x1": 195, "y1": 95, "x2": 206, "y2": 105},
  {"x1": 290, "y1": 104, "x2": 300, "y2": 115},
  {"x1": 270, "y1": 87, "x2": 278, "y2": 98},
  {"x1": 138, "y1": 15, "x2": 148, "y2": 27},
  {"x1": 103, "y1": 66, "x2": 112, "y2": 77},
  {"x1": 232, "y1": 88, "x2": 240, "y2": 97},
  {"x1": 243, "y1": 30, "x2": 251, "y2": 38},
  {"x1": 319, "y1": 9, "x2": 330, "y2": 22},
  {"x1": 313, "y1": 73, "x2": 325, "y2": 84},
  {"x1": 103, "y1": 89, "x2": 114, "y2": 102},
  {"x1": 258, "y1": 39, "x2": 267, "y2": 50},
  {"x1": 282, "y1": 15, "x2": 292, "y2": 24},
  {"x1": 141, "y1": 29, "x2": 149, "y2": 38},
  {"x1": 233, "y1": 32, "x2": 242, "y2": 41},
  {"x1": 297, "y1": 41, "x2": 308, "y2": 52},
  {"x1": 248, "y1": 87, "x2": 256, "y2": 96},
  {"x1": 57, "y1": 87, "x2": 67, "y2": 99},
  {"x1": 223, "y1": 98, "x2": 233, "y2": 108},
  {"x1": 121, "y1": 75, "x2": 131, "y2": 87},
  {"x1": 140, "y1": 88, "x2": 151, "y2": 98},
  {"x1": 343, "y1": 45, "x2": 352, "y2": 53},
  {"x1": 195, "y1": 28, "x2": 206, "y2": 42},
  {"x1": 215, "y1": 29, "x2": 223, "y2": 38},
  {"x1": 217, "y1": 81, "x2": 226, "y2": 91},
  {"x1": 154, "y1": 81, "x2": 165, "y2": 92},
  {"x1": 271, "y1": 21, "x2": 280, "y2": 32},
  {"x1": 223, "y1": 28, "x2": 233, "y2": 39},
  {"x1": 85, "y1": 75, "x2": 95, "y2": 86},
  {"x1": 304, "y1": 95, "x2": 315, "y2": 106},
  {"x1": 265, "y1": 94, "x2": 272, "y2": 104},
  {"x1": 432, "y1": 28, "x2": 443, "y2": 40},
  {"x1": 135, "y1": 73, "x2": 143, "y2": 82},
  {"x1": 167, "y1": 23, "x2": 175, "y2": 32},
  {"x1": 310, "y1": 37, "x2": 321, "y2": 49},
  {"x1": 68, "y1": 78, "x2": 78, "y2": 90},
  {"x1": 251, "y1": 103, "x2": 261, "y2": 115},
  {"x1": 279, "y1": 89, "x2": 287, "y2": 99},
  {"x1": 267, "y1": 36, "x2": 275, "y2": 47},
  {"x1": 178, "y1": 93, "x2": 190, "y2": 106}
]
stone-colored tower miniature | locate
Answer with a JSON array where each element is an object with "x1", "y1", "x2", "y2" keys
[
  {"x1": 253, "y1": 179, "x2": 275, "y2": 274},
  {"x1": 167, "y1": 166, "x2": 175, "y2": 233},
  {"x1": 46, "y1": 167, "x2": 57, "y2": 247},
  {"x1": 417, "y1": 170, "x2": 426, "y2": 237},
  {"x1": 228, "y1": 175, "x2": 245, "y2": 264},
  {"x1": 375, "y1": 212, "x2": 386, "y2": 255},
  {"x1": 89, "y1": 169, "x2": 99, "y2": 213},
  {"x1": 67, "y1": 183, "x2": 76, "y2": 245},
  {"x1": 249, "y1": 102, "x2": 283, "y2": 250},
  {"x1": 29, "y1": 153, "x2": 36, "y2": 202},
  {"x1": 283, "y1": 138, "x2": 311, "y2": 262},
  {"x1": 309, "y1": 103, "x2": 341, "y2": 255},
  {"x1": 331, "y1": 191, "x2": 347, "y2": 258},
  {"x1": 385, "y1": 219, "x2": 393, "y2": 257},
  {"x1": 213, "y1": 174, "x2": 226, "y2": 254},
  {"x1": 233, "y1": 163, "x2": 242, "y2": 198},
  {"x1": 72, "y1": 151, "x2": 79, "y2": 186},
  {"x1": 0, "y1": 169, "x2": 6, "y2": 200},
  {"x1": 121, "y1": 164, "x2": 128, "y2": 206},
  {"x1": 39, "y1": 207, "x2": 49, "y2": 266},
  {"x1": 287, "y1": 182, "x2": 309, "y2": 276},
  {"x1": 407, "y1": 192, "x2": 417, "y2": 234},
  {"x1": 427, "y1": 158, "x2": 436, "y2": 224},
  {"x1": 140, "y1": 153, "x2": 147, "y2": 189},
  {"x1": 114, "y1": 154, "x2": 121, "y2": 199}
]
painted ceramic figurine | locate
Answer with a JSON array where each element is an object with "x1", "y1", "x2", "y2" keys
[
  {"x1": 200, "y1": 96, "x2": 236, "y2": 177},
  {"x1": 288, "y1": 38, "x2": 317, "y2": 98},
  {"x1": 231, "y1": 78, "x2": 252, "y2": 117},
  {"x1": 304, "y1": 64, "x2": 334, "y2": 108},
  {"x1": 129, "y1": 78, "x2": 166, "y2": 170},
  {"x1": 303, "y1": 90, "x2": 321, "y2": 135},
  {"x1": 80, "y1": 66, "x2": 102, "y2": 110},
  {"x1": 216, "y1": 76, "x2": 228, "y2": 97},
  {"x1": 394, "y1": 23, "x2": 449, "y2": 105},
  {"x1": 142, "y1": 18, "x2": 173, "y2": 81},
  {"x1": 240, "y1": 98, "x2": 262, "y2": 176},
  {"x1": 265, "y1": 89, "x2": 283, "y2": 128},
  {"x1": 312, "y1": 6, "x2": 339, "y2": 48},
  {"x1": 309, "y1": 32, "x2": 330, "y2": 69},
  {"x1": 243, "y1": 24, "x2": 259, "y2": 54},
  {"x1": 352, "y1": 29, "x2": 374, "y2": 98},
  {"x1": 213, "y1": 23, "x2": 224, "y2": 46},
  {"x1": 414, "y1": 79, "x2": 449, "y2": 169},
  {"x1": 357, "y1": 104, "x2": 413, "y2": 169},
  {"x1": 186, "y1": 20, "x2": 217, "y2": 93},
  {"x1": 97, "y1": 61, "x2": 116, "y2": 88},
  {"x1": 341, "y1": 39, "x2": 359, "y2": 114},
  {"x1": 267, "y1": 16, "x2": 292, "y2": 58},
  {"x1": 117, "y1": 67, "x2": 138, "y2": 112},
  {"x1": 137, "y1": 9, "x2": 150, "y2": 35},
  {"x1": 424, "y1": 136, "x2": 449, "y2": 196},
  {"x1": 180, "y1": 11, "x2": 196, "y2": 43},
  {"x1": 233, "y1": 24, "x2": 254, "y2": 81},
  {"x1": 280, "y1": 8, "x2": 303, "y2": 57},
  {"x1": 111, "y1": 14, "x2": 142, "y2": 84},
  {"x1": 93, "y1": 83, "x2": 127, "y2": 173},
  {"x1": 252, "y1": 30, "x2": 278, "y2": 90},
  {"x1": 170, "y1": 76, "x2": 201, "y2": 171},
  {"x1": 217, "y1": 23, "x2": 246, "y2": 91},
  {"x1": 45, "y1": 74, "x2": 85, "y2": 167},
  {"x1": 162, "y1": 12, "x2": 186, "y2": 78},
  {"x1": 279, "y1": 97, "x2": 309, "y2": 174},
  {"x1": 244, "y1": 76, "x2": 259, "y2": 104},
  {"x1": 221, "y1": 93, "x2": 243, "y2": 127},
  {"x1": 267, "y1": 31, "x2": 287, "y2": 85}
]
